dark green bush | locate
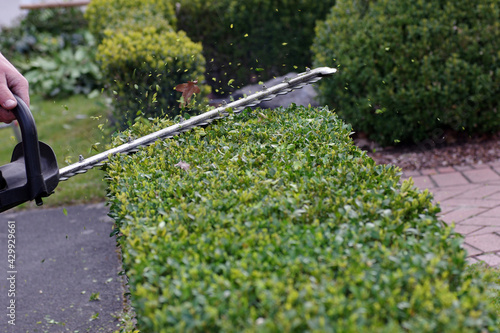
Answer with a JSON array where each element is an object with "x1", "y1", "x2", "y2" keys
[
  {"x1": 312, "y1": 0, "x2": 500, "y2": 145},
  {"x1": 0, "y1": 7, "x2": 89, "y2": 60},
  {"x1": 176, "y1": 0, "x2": 336, "y2": 96},
  {"x1": 0, "y1": 7, "x2": 102, "y2": 98},
  {"x1": 106, "y1": 105, "x2": 499, "y2": 332},
  {"x1": 22, "y1": 7, "x2": 88, "y2": 35},
  {"x1": 96, "y1": 24, "x2": 208, "y2": 129}
]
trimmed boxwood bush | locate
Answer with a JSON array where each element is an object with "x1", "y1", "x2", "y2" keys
[
  {"x1": 176, "y1": 0, "x2": 337, "y2": 96},
  {"x1": 106, "y1": 105, "x2": 499, "y2": 332},
  {"x1": 312, "y1": 0, "x2": 500, "y2": 145}
]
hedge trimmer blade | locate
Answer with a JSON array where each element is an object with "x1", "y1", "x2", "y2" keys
[
  {"x1": 0, "y1": 67, "x2": 336, "y2": 212},
  {"x1": 59, "y1": 67, "x2": 336, "y2": 181}
]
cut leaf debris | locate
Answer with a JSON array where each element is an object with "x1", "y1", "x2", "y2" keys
[{"x1": 175, "y1": 80, "x2": 201, "y2": 107}]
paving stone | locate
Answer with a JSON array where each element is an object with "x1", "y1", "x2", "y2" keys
[
  {"x1": 463, "y1": 168, "x2": 500, "y2": 183},
  {"x1": 475, "y1": 253, "x2": 500, "y2": 267},
  {"x1": 465, "y1": 233, "x2": 500, "y2": 253},
  {"x1": 421, "y1": 168, "x2": 438, "y2": 175},
  {"x1": 432, "y1": 186, "x2": 480, "y2": 202},
  {"x1": 437, "y1": 204, "x2": 461, "y2": 216},
  {"x1": 401, "y1": 161, "x2": 500, "y2": 267},
  {"x1": 487, "y1": 160, "x2": 500, "y2": 168},
  {"x1": 439, "y1": 198, "x2": 500, "y2": 209},
  {"x1": 487, "y1": 192, "x2": 500, "y2": 200},
  {"x1": 477, "y1": 206, "x2": 500, "y2": 218},
  {"x1": 471, "y1": 163, "x2": 490, "y2": 169},
  {"x1": 437, "y1": 167, "x2": 456, "y2": 173},
  {"x1": 454, "y1": 165, "x2": 473, "y2": 172},
  {"x1": 440, "y1": 207, "x2": 488, "y2": 224},
  {"x1": 462, "y1": 243, "x2": 483, "y2": 256},
  {"x1": 411, "y1": 176, "x2": 436, "y2": 189},
  {"x1": 462, "y1": 216, "x2": 500, "y2": 226},
  {"x1": 402, "y1": 170, "x2": 421, "y2": 178},
  {"x1": 467, "y1": 226, "x2": 500, "y2": 237},
  {"x1": 455, "y1": 185, "x2": 500, "y2": 199},
  {"x1": 431, "y1": 172, "x2": 470, "y2": 187},
  {"x1": 452, "y1": 225, "x2": 483, "y2": 235}
]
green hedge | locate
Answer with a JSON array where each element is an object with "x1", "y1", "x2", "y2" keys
[
  {"x1": 312, "y1": 0, "x2": 500, "y2": 145},
  {"x1": 176, "y1": 0, "x2": 336, "y2": 96},
  {"x1": 106, "y1": 105, "x2": 499, "y2": 332}
]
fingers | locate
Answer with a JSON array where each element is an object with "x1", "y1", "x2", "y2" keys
[
  {"x1": 0, "y1": 73, "x2": 16, "y2": 107},
  {"x1": 0, "y1": 70, "x2": 30, "y2": 108},
  {"x1": 0, "y1": 53, "x2": 30, "y2": 123},
  {"x1": 0, "y1": 75, "x2": 16, "y2": 123},
  {"x1": 9, "y1": 74, "x2": 30, "y2": 109}
]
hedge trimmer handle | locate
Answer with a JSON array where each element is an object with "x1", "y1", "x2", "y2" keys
[{"x1": 0, "y1": 96, "x2": 59, "y2": 212}]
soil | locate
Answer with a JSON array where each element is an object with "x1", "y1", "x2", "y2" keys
[{"x1": 354, "y1": 132, "x2": 500, "y2": 171}]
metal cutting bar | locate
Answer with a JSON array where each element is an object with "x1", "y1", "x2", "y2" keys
[{"x1": 59, "y1": 67, "x2": 336, "y2": 180}]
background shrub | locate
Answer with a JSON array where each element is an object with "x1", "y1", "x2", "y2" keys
[
  {"x1": 97, "y1": 24, "x2": 208, "y2": 129},
  {"x1": 86, "y1": 0, "x2": 208, "y2": 129},
  {"x1": 176, "y1": 0, "x2": 336, "y2": 96},
  {"x1": 106, "y1": 105, "x2": 499, "y2": 332},
  {"x1": 312, "y1": 0, "x2": 500, "y2": 146},
  {"x1": 85, "y1": 0, "x2": 177, "y2": 41}
]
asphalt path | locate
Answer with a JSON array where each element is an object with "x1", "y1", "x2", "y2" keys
[{"x1": 0, "y1": 203, "x2": 124, "y2": 333}]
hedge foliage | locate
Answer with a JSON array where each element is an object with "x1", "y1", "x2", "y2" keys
[
  {"x1": 176, "y1": 0, "x2": 337, "y2": 96},
  {"x1": 312, "y1": 0, "x2": 500, "y2": 145},
  {"x1": 106, "y1": 105, "x2": 499, "y2": 332},
  {"x1": 86, "y1": 0, "x2": 208, "y2": 129}
]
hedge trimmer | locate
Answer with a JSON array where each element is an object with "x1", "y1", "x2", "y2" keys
[{"x1": 0, "y1": 67, "x2": 336, "y2": 213}]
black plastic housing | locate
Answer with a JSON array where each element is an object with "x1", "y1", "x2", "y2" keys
[{"x1": 0, "y1": 96, "x2": 59, "y2": 212}]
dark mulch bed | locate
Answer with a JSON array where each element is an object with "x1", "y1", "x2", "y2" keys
[{"x1": 354, "y1": 132, "x2": 500, "y2": 171}]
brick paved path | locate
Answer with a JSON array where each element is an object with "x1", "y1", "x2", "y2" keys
[{"x1": 402, "y1": 161, "x2": 500, "y2": 267}]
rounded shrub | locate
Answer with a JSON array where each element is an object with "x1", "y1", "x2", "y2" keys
[
  {"x1": 177, "y1": 0, "x2": 337, "y2": 96},
  {"x1": 312, "y1": 0, "x2": 500, "y2": 145},
  {"x1": 97, "y1": 24, "x2": 208, "y2": 129},
  {"x1": 85, "y1": 0, "x2": 177, "y2": 41}
]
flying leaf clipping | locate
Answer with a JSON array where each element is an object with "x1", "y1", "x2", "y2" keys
[{"x1": 175, "y1": 80, "x2": 201, "y2": 107}]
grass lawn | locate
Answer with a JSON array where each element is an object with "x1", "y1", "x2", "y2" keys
[{"x1": 0, "y1": 94, "x2": 111, "y2": 209}]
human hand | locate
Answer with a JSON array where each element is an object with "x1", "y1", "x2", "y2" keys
[{"x1": 0, "y1": 52, "x2": 29, "y2": 123}]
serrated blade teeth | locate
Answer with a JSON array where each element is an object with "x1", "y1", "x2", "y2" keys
[{"x1": 58, "y1": 67, "x2": 336, "y2": 181}]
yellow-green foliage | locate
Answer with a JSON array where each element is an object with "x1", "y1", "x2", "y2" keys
[
  {"x1": 97, "y1": 25, "x2": 208, "y2": 129},
  {"x1": 85, "y1": 0, "x2": 177, "y2": 40}
]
